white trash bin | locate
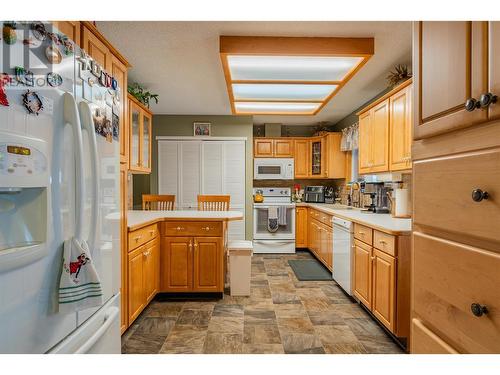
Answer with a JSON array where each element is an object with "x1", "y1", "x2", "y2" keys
[{"x1": 228, "y1": 240, "x2": 253, "y2": 296}]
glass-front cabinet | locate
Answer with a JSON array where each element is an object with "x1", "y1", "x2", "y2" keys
[
  {"x1": 128, "y1": 94, "x2": 153, "y2": 174},
  {"x1": 310, "y1": 137, "x2": 325, "y2": 177}
]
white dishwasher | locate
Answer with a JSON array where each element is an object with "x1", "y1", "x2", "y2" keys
[{"x1": 332, "y1": 217, "x2": 354, "y2": 296}]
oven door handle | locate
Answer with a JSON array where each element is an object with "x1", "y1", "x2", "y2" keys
[
  {"x1": 253, "y1": 240, "x2": 296, "y2": 246},
  {"x1": 254, "y1": 205, "x2": 296, "y2": 209}
]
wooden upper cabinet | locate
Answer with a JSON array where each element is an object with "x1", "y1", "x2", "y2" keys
[
  {"x1": 254, "y1": 139, "x2": 274, "y2": 157},
  {"x1": 310, "y1": 137, "x2": 326, "y2": 177},
  {"x1": 390, "y1": 85, "x2": 412, "y2": 171},
  {"x1": 82, "y1": 25, "x2": 112, "y2": 71},
  {"x1": 295, "y1": 207, "x2": 308, "y2": 248},
  {"x1": 358, "y1": 111, "x2": 372, "y2": 174},
  {"x1": 294, "y1": 139, "x2": 310, "y2": 178},
  {"x1": 372, "y1": 248, "x2": 396, "y2": 332},
  {"x1": 370, "y1": 99, "x2": 390, "y2": 173},
  {"x1": 128, "y1": 95, "x2": 153, "y2": 174},
  {"x1": 192, "y1": 237, "x2": 223, "y2": 292},
  {"x1": 414, "y1": 21, "x2": 488, "y2": 139},
  {"x1": 324, "y1": 133, "x2": 346, "y2": 179},
  {"x1": 52, "y1": 21, "x2": 80, "y2": 45},
  {"x1": 274, "y1": 139, "x2": 294, "y2": 157}
]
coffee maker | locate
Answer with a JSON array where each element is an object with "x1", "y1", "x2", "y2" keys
[
  {"x1": 361, "y1": 182, "x2": 391, "y2": 213},
  {"x1": 324, "y1": 186, "x2": 335, "y2": 204}
]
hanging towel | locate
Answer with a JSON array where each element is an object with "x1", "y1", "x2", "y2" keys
[
  {"x1": 58, "y1": 237, "x2": 103, "y2": 313},
  {"x1": 277, "y1": 206, "x2": 287, "y2": 226},
  {"x1": 267, "y1": 206, "x2": 278, "y2": 233}
]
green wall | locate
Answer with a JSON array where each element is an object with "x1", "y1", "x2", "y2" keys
[{"x1": 133, "y1": 114, "x2": 254, "y2": 240}]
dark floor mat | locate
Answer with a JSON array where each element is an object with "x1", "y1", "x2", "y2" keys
[{"x1": 288, "y1": 259, "x2": 332, "y2": 281}]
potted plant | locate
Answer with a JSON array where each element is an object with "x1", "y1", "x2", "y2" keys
[{"x1": 127, "y1": 82, "x2": 159, "y2": 108}]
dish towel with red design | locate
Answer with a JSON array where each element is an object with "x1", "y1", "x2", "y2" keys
[{"x1": 58, "y1": 237, "x2": 103, "y2": 313}]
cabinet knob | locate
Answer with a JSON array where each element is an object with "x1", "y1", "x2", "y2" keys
[
  {"x1": 471, "y1": 189, "x2": 489, "y2": 202},
  {"x1": 465, "y1": 98, "x2": 480, "y2": 112},
  {"x1": 203, "y1": 226, "x2": 210, "y2": 231},
  {"x1": 479, "y1": 93, "x2": 498, "y2": 108},
  {"x1": 176, "y1": 226, "x2": 185, "y2": 231},
  {"x1": 470, "y1": 303, "x2": 488, "y2": 317}
]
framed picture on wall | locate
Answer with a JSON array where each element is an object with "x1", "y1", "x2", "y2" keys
[{"x1": 193, "y1": 122, "x2": 211, "y2": 136}]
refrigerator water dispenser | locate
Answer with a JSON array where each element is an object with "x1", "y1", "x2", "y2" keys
[{"x1": 0, "y1": 132, "x2": 49, "y2": 272}]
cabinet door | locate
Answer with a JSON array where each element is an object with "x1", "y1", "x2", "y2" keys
[
  {"x1": 52, "y1": 21, "x2": 80, "y2": 45},
  {"x1": 129, "y1": 100, "x2": 141, "y2": 171},
  {"x1": 353, "y1": 240, "x2": 372, "y2": 309},
  {"x1": 324, "y1": 226, "x2": 333, "y2": 270},
  {"x1": 119, "y1": 165, "x2": 128, "y2": 333},
  {"x1": 274, "y1": 139, "x2": 294, "y2": 157},
  {"x1": 358, "y1": 111, "x2": 372, "y2": 174},
  {"x1": 254, "y1": 139, "x2": 274, "y2": 157},
  {"x1": 411, "y1": 319, "x2": 458, "y2": 354},
  {"x1": 372, "y1": 248, "x2": 396, "y2": 332},
  {"x1": 112, "y1": 56, "x2": 128, "y2": 166},
  {"x1": 143, "y1": 239, "x2": 159, "y2": 303},
  {"x1": 193, "y1": 237, "x2": 223, "y2": 292},
  {"x1": 310, "y1": 137, "x2": 325, "y2": 177},
  {"x1": 414, "y1": 21, "x2": 487, "y2": 139},
  {"x1": 161, "y1": 237, "x2": 193, "y2": 292},
  {"x1": 325, "y1": 133, "x2": 346, "y2": 179},
  {"x1": 390, "y1": 85, "x2": 412, "y2": 171},
  {"x1": 295, "y1": 207, "x2": 308, "y2": 248},
  {"x1": 370, "y1": 100, "x2": 390, "y2": 173},
  {"x1": 141, "y1": 111, "x2": 152, "y2": 172},
  {"x1": 82, "y1": 26, "x2": 111, "y2": 71},
  {"x1": 294, "y1": 139, "x2": 310, "y2": 178},
  {"x1": 488, "y1": 22, "x2": 500, "y2": 121},
  {"x1": 128, "y1": 247, "x2": 145, "y2": 323}
]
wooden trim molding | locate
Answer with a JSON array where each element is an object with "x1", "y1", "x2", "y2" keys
[{"x1": 356, "y1": 78, "x2": 413, "y2": 116}]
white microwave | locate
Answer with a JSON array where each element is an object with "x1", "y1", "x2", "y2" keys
[{"x1": 254, "y1": 158, "x2": 294, "y2": 180}]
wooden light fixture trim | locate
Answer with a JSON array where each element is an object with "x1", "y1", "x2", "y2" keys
[{"x1": 220, "y1": 36, "x2": 374, "y2": 115}]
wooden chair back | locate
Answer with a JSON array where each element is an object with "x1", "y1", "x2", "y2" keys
[
  {"x1": 142, "y1": 194, "x2": 175, "y2": 211},
  {"x1": 197, "y1": 195, "x2": 230, "y2": 211}
]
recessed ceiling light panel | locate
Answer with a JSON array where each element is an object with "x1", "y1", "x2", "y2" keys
[
  {"x1": 234, "y1": 102, "x2": 321, "y2": 115},
  {"x1": 232, "y1": 83, "x2": 337, "y2": 101},
  {"x1": 228, "y1": 55, "x2": 364, "y2": 82}
]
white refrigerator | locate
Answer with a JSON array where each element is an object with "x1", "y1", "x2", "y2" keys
[{"x1": 0, "y1": 21, "x2": 121, "y2": 353}]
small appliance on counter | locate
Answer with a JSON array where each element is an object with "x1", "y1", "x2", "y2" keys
[
  {"x1": 304, "y1": 186, "x2": 325, "y2": 203},
  {"x1": 387, "y1": 182, "x2": 411, "y2": 218},
  {"x1": 361, "y1": 182, "x2": 391, "y2": 214},
  {"x1": 324, "y1": 186, "x2": 335, "y2": 204}
]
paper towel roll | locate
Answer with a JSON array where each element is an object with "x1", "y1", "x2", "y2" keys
[{"x1": 395, "y1": 188, "x2": 410, "y2": 217}]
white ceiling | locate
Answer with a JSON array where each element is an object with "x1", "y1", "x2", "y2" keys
[{"x1": 97, "y1": 21, "x2": 412, "y2": 125}]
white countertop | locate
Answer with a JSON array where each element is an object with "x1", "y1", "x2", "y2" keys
[
  {"x1": 297, "y1": 203, "x2": 412, "y2": 235},
  {"x1": 127, "y1": 210, "x2": 244, "y2": 230}
]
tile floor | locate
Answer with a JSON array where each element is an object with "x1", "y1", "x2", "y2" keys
[{"x1": 122, "y1": 251, "x2": 404, "y2": 354}]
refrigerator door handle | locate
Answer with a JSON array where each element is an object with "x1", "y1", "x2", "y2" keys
[
  {"x1": 63, "y1": 93, "x2": 85, "y2": 240},
  {"x1": 74, "y1": 306, "x2": 119, "y2": 354},
  {"x1": 78, "y1": 101, "x2": 100, "y2": 251}
]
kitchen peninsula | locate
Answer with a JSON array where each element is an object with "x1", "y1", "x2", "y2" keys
[{"x1": 123, "y1": 210, "x2": 243, "y2": 331}]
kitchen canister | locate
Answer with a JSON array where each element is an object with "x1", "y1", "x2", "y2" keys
[{"x1": 394, "y1": 188, "x2": 410, "y2": 218}]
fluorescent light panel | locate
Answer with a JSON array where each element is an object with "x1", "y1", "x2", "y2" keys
[
  {"x1": 234, "y1": 102, "x2": 321, "y2": 114},
  {"x1": 232, "y1": 83, "x2": 337, "y2": 101},
  {"x1": 227, "y1": 55, "x2": 364, "y2": 82}
]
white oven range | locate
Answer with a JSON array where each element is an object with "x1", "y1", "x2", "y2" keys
[{"x1": 253, "y1": 187, "x2": 296, "y2": 254}]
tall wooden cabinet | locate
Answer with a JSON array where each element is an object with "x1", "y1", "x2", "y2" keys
[
  {"x1": 412, "y1": 21, "x2": 500, "y2": 354},
  {"x1": 390, "y1": 85, "x2": 412, "y2": 171}
]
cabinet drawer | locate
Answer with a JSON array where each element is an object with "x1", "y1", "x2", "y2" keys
[
  {"x1": 318, "y1": 212, "x2": 332, "y2": 227},
  {"x1": 373, "y1": 230, "x2": 396, "y2": 256},
  {"x1": 413, "y1": 232, "x2": 500, "y2": 353},
  {"x1": 163, "y1": 221, "x2": 222, "y2": 237},
  {"x1": 354, "y1": 223, "x2": 373, "y2": 245},
  {"x1": 128, "y1": 224, "x2": 158, "y2": 251},
  {"x1": 411, "y1": 319, "x2": 458, "y2": 354},
  {"x1": 414, "y1": 148, "x2": 500, "y2": 245}
]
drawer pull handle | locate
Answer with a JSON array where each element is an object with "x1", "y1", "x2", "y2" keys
[
  {"x1": 203, "y1": 226, "x2": 210, "y2": 231},
  {"x1": 379, "y1": 240, "x2": 387, "y2": 245},
  {"x1": 358, "y1": 231, "x2": 365, "y2": 235},
  {"x1": 465, "y1": 97, "x2": 480, "y2": 112},
  {"x1": 176, "y1": 226, "x2": 185, "y2": 231},
  {"x1": 479, "y1": 92, "x2": 498, "y2": 108},
  {"x1": 471, "y1": 189, "x2": 489, "y2": 202},
  {"x1": 471, "y1": 303, "x2": 488, "y2": 317},
  {"x1": 149, "y1": 230, "x2": 155, "y2": 236},
  {"x1": 134, "y1": 236, "x2": 142, "y2": 242}
]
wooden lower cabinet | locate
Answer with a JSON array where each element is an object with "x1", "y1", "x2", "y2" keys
[
  {"x1": 295, "y1": 207, "x2": 308, "y2": 248},
  {"x1": 353, "y1": 239, "x2": 372, "y2": 308},
  {"x1": 306, "y1": 209, "x2": 332, "y2": 271},
  {"x1": 161, "y1": 232, "x2": 224, "y2": 293},
  {"x1": 161, "y1": 237, "x2": 193, "y2": 292},
  {"x1": 372, "y1": 249, "x2": 396, "y2": 332},
  {"x1": 411, "y1": 319, "x2": 458, "y2": 354},
  {"x1": 127, "y1": 228, "x2": 159, "y2": 326}
]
